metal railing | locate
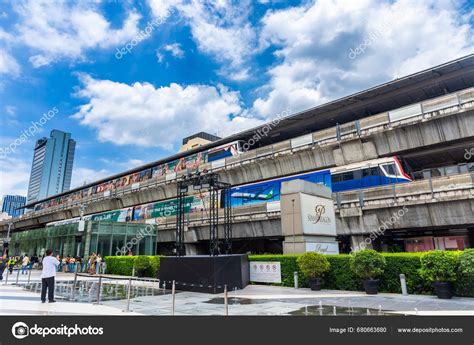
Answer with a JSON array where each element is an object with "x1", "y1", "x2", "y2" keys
[{"x1": 149, "y1": 172, "x2": 474, "y2": 230}]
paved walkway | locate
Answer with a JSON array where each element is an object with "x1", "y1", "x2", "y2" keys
[{"x1": 1, "y1": 269, "x2": 473, "y2": 316}]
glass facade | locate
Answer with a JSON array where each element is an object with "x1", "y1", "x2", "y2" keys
[
  {"x1": 1, "y1": 195, "x2": 26, "y2": 218},
  {"x1": 9, "y1": 221, "x2": 157, "y2": 257},
  {"x1": 27, "y1": 130, "x2": 76, "y2": 204}
]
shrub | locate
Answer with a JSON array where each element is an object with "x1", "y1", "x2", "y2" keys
[
  {"x1": 104, "y1": 256, "x2": 160, "y2": 278},
  {"x1": 134, "y1": 256, "x2": 151, "y2": 275},
  {"x1": 420, "y1": 250, "x2": 458, "y2": 283},
  {"x1": 350, "y1": 249, "x2": 386, "y2": 280},
  {"x1": 456, "y1": 249, "x2": 474, "y2": 297},
  {"x1": 378, "y1": 253, "x2": 426, "y2": 294},
  {"x1": 325, "y1": 255, "x2": 360, "y2": 291},
  {"x1": 458, "y1": 249, "x2": 474, "y2": 280},
  {"x1": 104, "y1": 256, "x2": 135, "y2": 276},
  {"x1": 297, "y1": 252, "x2": 330, "y2": 279}
]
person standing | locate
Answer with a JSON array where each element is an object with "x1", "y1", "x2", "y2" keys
[
  {"x1": 41, "y1": 249, "x2": 59, "y2": 303},
  {"x1": 95, "y1": 254, "x2": 102, "y2": 274},
  {"x1": 21, "y1": 254, "x2": 30, "y2": 274},
  {"x1": 69, "y1": 256, "x2": 75, "y2": 273},
  {"x1": 89, "y1": 253, "x2": 96, "y2": 275},
  {"x1": 7, "y1": 256, "x2": 16, "y2": 274},
  {"x1": 0, "y1": 255, "x2": 7, "y2": 281}
]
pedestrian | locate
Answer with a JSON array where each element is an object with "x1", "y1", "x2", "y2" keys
[
  {"x1": 40, "y1": 249, "x2": 59, "y2": 303},
  {"x1": 0, "y1": 255, "x2": 7, "y2": 280},
  {"x1": 76, "y1": 256, "x2": 83, "y2": 272},
  {"x1": 65, "y1": 256, "x2": 70, "y2": 272},
  {"x1": 95, "y1": 254, "x2": 102, "y2": 274},
  {"x1": 69, "y1": 256, "x2": 75, "y2": 273},
  {"x1": 89, "y1": 253, "x2": 96, "y2": 275},
  {"x1": 21, "y1": 254, "x2": 30, "y2": 274},
  {"x1": 31, "y1": 254, "x2": 38, "y2": 269},
  {"x1": 7, "y1": 256, "x2": 16, "y2": 274},
  {"x1": 61, "y1": 256, "x2": 67, "y2": 272}
]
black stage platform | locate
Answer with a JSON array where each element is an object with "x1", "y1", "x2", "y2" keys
[{"x1": 159, "y1": 254, "x2": 250, "y2": 293}]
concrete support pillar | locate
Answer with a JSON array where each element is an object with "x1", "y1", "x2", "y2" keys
[
  {"x1": 281, "y1": 179, "x2": 339, "y2": 255},
  {"x1": 350, "y1": 234, "x2": 373, "y2": 252},
  {"x1": 185, "y1": 243, "x2": 198, "y2": 256}
]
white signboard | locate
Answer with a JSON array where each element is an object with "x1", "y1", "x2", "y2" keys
[
  {"x1": 300, "y1": 193, "x2": 336, "y2": 236},
  {"x1": 249, "y1": 261, "x2": 281, "y2": 283},
  {"x1": 305, "y1": 242, "x2": 340, "y2": 255},
  {"x1": 78, "y1": 220, "x2": 85, "y2": 232}
]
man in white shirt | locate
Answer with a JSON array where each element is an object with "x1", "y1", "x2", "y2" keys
[{"x1": 41, "y1": 249, "x2": 59, "y2": 303}]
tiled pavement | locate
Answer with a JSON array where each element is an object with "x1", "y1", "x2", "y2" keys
[{"x1": 1, "y1": 270, "x2": 473, "y2": 316}]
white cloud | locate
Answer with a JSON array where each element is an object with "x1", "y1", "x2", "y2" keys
[
  {"x1": 0, "y1": 49, "x2": 20, "y2": 76},
  {"x1": 149, "y1": 0, "x2": 257, "y2": 81},
  {"x1": 13, "y1": 0, "x2": 142, "y2": 67},
  {"x1": 71, "y1": 167, "x2": 110, "y2": 189},
  {"x1": 157, "y1": 43, "x2": 185, "y2": 63},
  {"x1": 0, "y1": 157, "x2": 30, "y2": 197},
  {"x1": 5, "y1": 105, "x2": 17, "y2": 116},
  {"x1": 254, "y1": 0, "x2": 474, "y2": 117},
  {"x1": 72, "y1": 74, "x2": 263, "y2": 150}
]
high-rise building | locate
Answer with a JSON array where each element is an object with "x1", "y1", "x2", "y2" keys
[
  {"x1": 26, "y1": 130, "x2": 76, "y2": 204},
  {"x1": 1, "y1": 195, "x2": 26, "y2": 218}
]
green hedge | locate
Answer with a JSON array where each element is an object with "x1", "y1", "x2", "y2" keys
[
  {"x1": 104, "y1": 251, "x2": 472, "y2": 296},
  {"x1": 250, "y1": 252, "x2": 460, "y2": 295},
  {"x1": 104, "y1": 256, "x2": 160, "y2": 278}
]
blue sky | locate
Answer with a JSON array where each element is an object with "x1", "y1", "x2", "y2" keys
[{"x1": 0, "y1": 0, "x2": 473, "y2": 198}]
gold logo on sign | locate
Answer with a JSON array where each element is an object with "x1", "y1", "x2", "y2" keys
[{"x1": 307, "y1": 204, "x2": 331, "y2": 224}]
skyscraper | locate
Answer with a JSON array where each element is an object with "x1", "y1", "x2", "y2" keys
[
  {"x1": 1, "y1": 195, "x2": 26, "y2": 218},
  {"x1": 27, "y1": 130, "x2": 76, "y2": 204}
]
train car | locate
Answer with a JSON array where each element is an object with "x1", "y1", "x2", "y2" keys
[
  {"x1": 207, "y1": 140, "x2": 245, "y2": 162},
  {"x1": 330, "y1": 157, "x2": 411, "y2": 192},
  {"x1": 224, "y1": 156, "x2": 410, "y2": 208}
]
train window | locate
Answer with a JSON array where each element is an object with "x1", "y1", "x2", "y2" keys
[
  {"x1": 383, "y1": 163, "x2": 397, "y2": 176},
  {"x1": 342, "y1": 172, "x2": 354, "y2": 181},
  {"x1": 362, "y1": 167, "x2": 378, "y2": 177},
  {"x1": 468, "y1": 163, "x2": 474, "y2": 172},
  {"x1": 445, "y1": 166, "x2": 459, "y2": 176},
  {"x1": 331, "y1": 174, "x2": 342, "y2": 183},
  {"x1": 353, "y1": 170, "x2": 362, "y2": 179}
]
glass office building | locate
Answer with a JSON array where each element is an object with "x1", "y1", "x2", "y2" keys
[
  {"x1": 9, "y1": 221, "x2": 157, "y2": 257},
  {"x1": 1, "y1": 195, "x2": 26, "y2": 218},
  {"x1": 27, "y1": 130, "x2": 76, "y2": 205}
]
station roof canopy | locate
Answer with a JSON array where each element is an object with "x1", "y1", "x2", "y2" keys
[{"x1": 23, "y1": 54, "x2": 474, "y2": 209}]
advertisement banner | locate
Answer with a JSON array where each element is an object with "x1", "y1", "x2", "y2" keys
[
  {"x1": 133, "y1": 195, "x2": 208, "y2": 221},
  {"x1": 229, "y1": 170, "x2": 331, "y2": 208},
  {"x1": 249, "y1": 261, "x2": 281, "y2": 283},
  {"x1": 90, "y1": 208, "x2": 133, "y2": 222}
]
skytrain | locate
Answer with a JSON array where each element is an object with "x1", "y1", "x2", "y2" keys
[
  {"x1": 44, "y1": 156, "x2": 411, "y2": 224},
  {"x1": 227, "y1": 156, "x2": 411, "y2": 208}
]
